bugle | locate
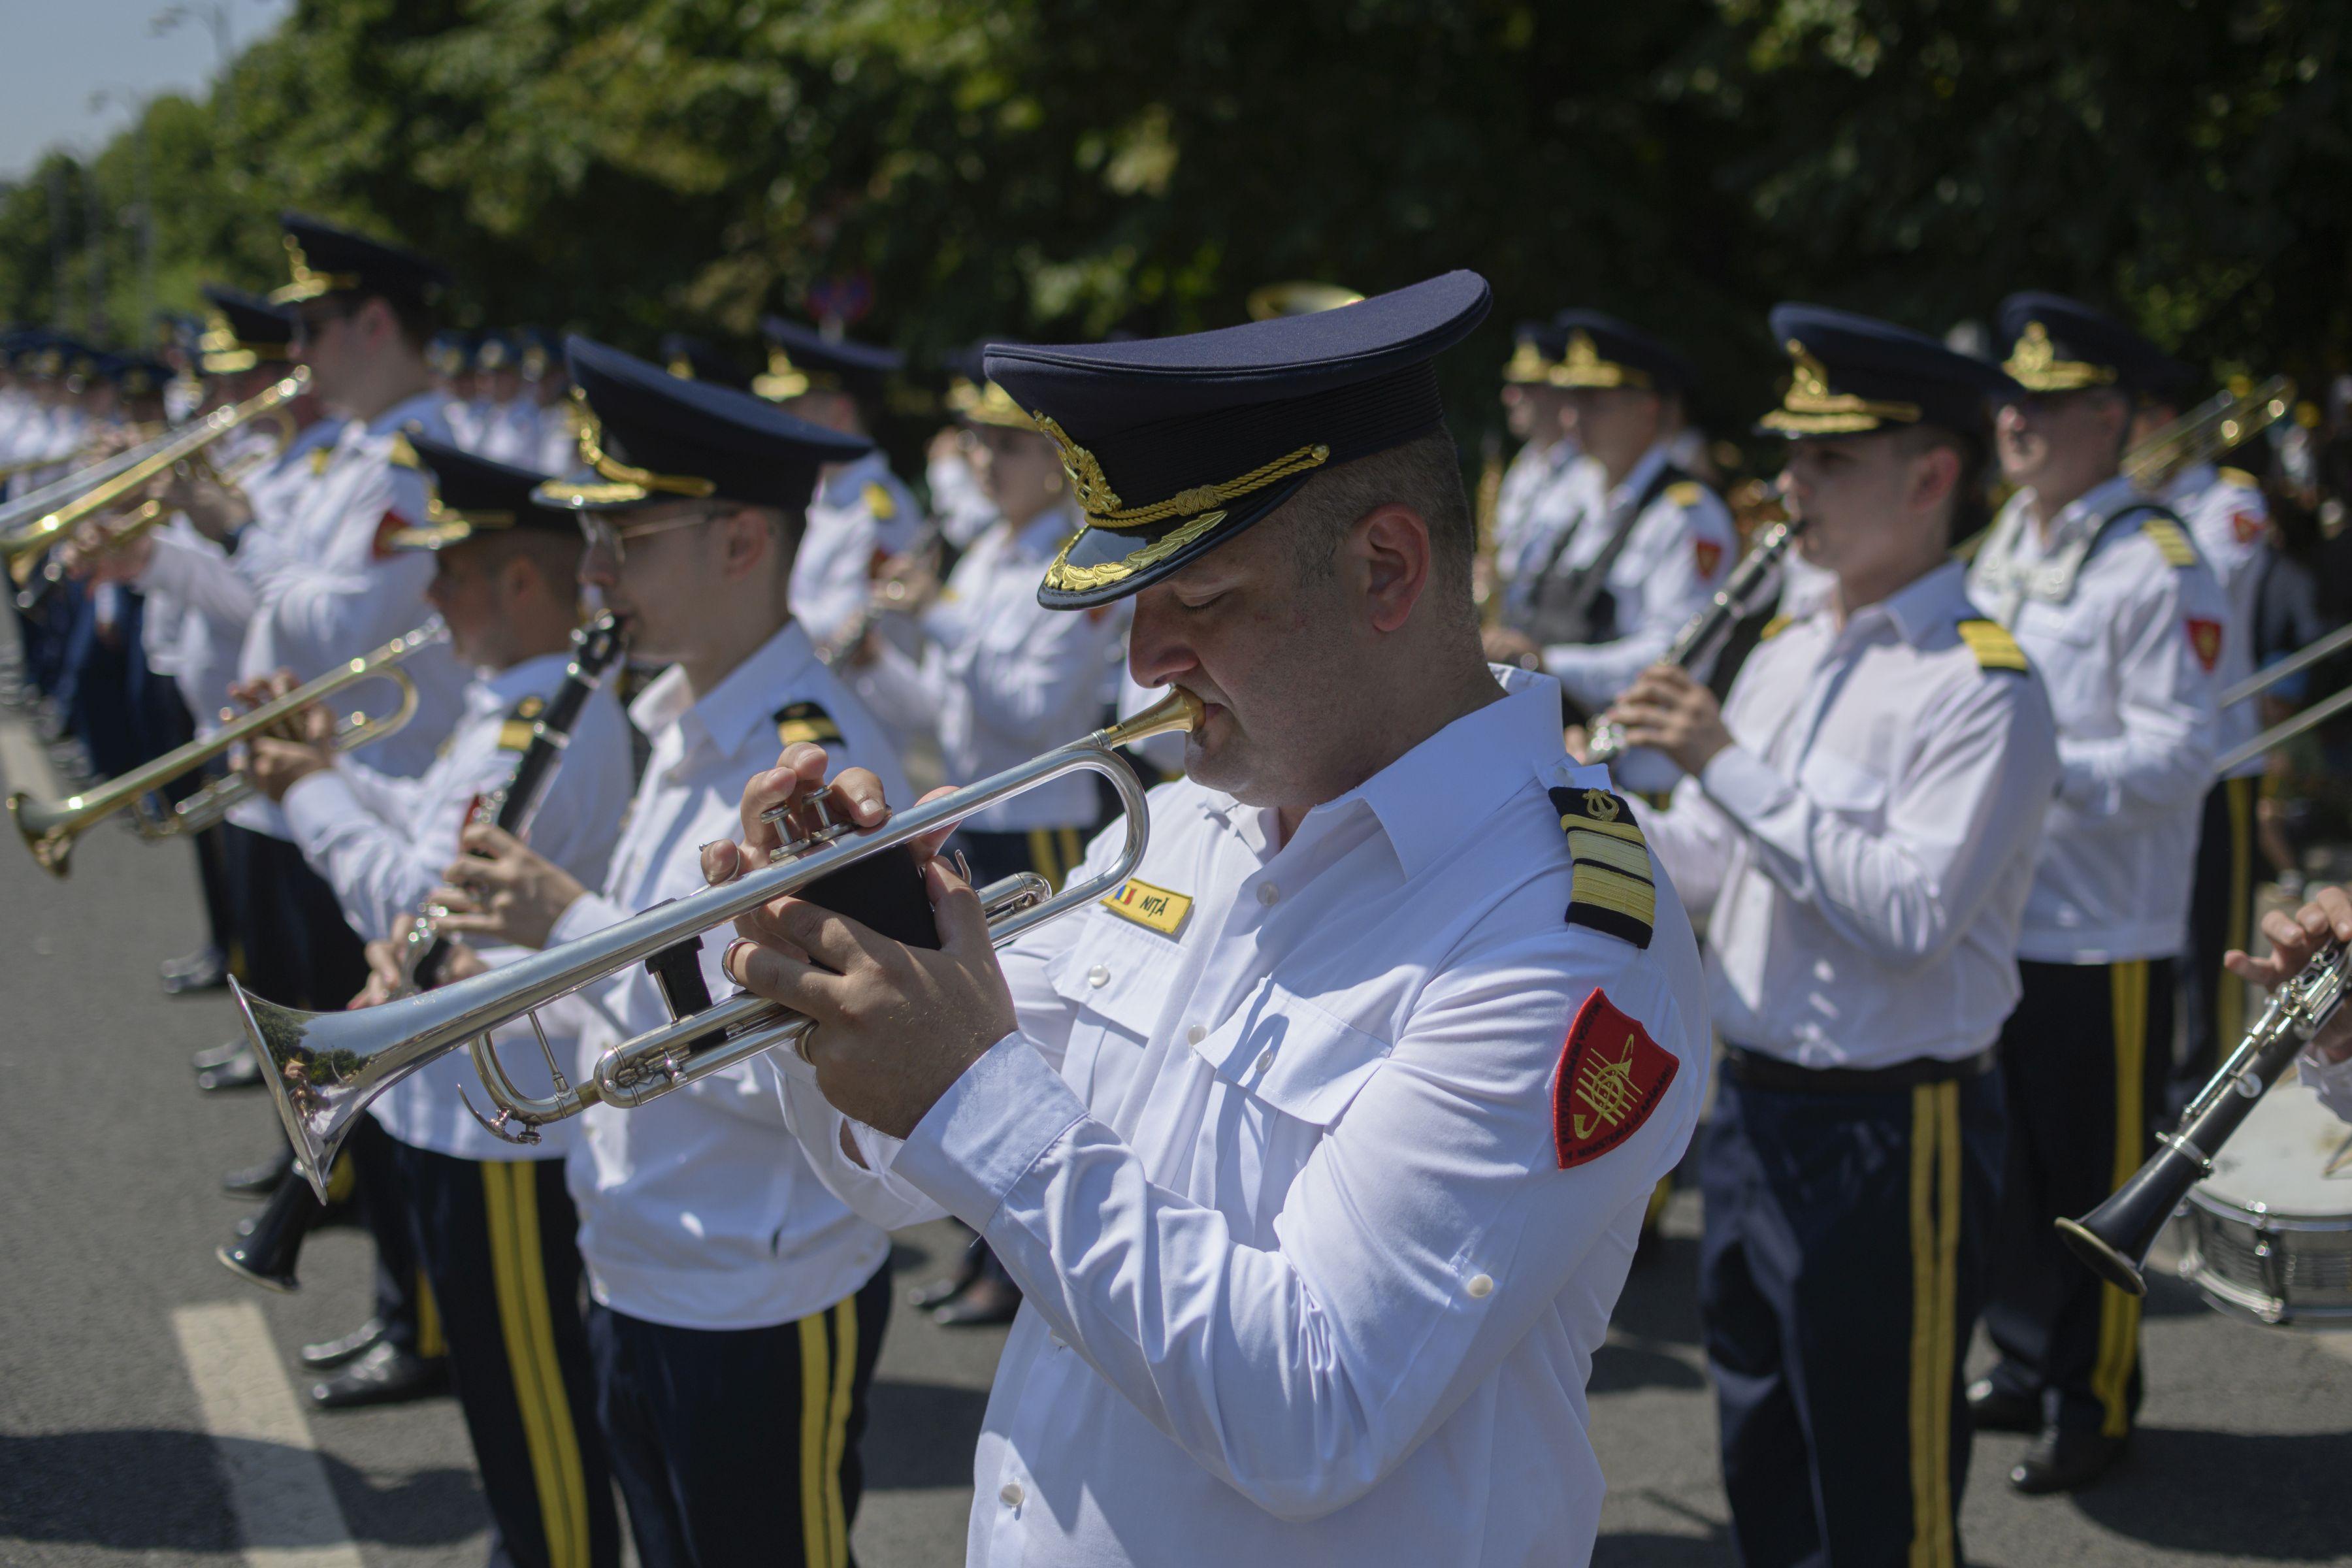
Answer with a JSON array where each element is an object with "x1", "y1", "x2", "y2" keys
[
  {"x1": 7, "y1": 619, "x2": 446, "y2": 877},
  {"x1": 1585, "y1": 511, "x2": 1806, "y2": 765},
  {"x1": 2122, "y1": 376, "x2": 2294, "y2": 493},
  {"x1": 2057, "y1": 938, "x2": 2347, "y2": 1295},
  {"x1": 0, "y1": 370, "x2": 309, "y2": 563},
  {"x1": 233, "y1": 689, "x2": 1207, "y2": 1200}
]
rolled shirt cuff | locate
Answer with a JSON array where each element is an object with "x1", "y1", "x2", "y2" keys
[{"x1": 893, "y1": 1031, "x2": 1088, "y2": 1231}]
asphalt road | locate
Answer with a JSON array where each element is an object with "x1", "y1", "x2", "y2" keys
[{"x1": 2, "y1": 683, "x2": 2349, "y2": 1567}]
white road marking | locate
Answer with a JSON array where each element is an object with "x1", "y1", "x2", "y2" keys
[{"x1": 172, "y1": 1301, "x2": 365, "y2": 1568}]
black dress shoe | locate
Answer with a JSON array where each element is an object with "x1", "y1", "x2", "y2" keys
[
  {"x1": 308, "y1": 1342, "x2": 448, "y2": 1410},
  {"x1": 191, "y1": 1037, "x2": 249, "y2": 1073},
  {"x1": 932, "y1": 1277, "x2": 1022, "y2": 1328},
  {"x1": 161, "y1": 947, "x2": 229, "y2": 994},
  {"x1": 2010, "y1": 1426, "x2": 2126, "y2": 1494},
  {"x1": 222, "y1": 1147, "x2": 295, "y2": 1198},
  {"x1": 197, "y1": 1051, "x2": 264, "y2": 1092},
  {"x1": 1967, "y1": 1377, "x2": 2041, "y2": 1435},
  {"x1": 301, "y1": 1318, "x2": 387, "y2": 1371}
]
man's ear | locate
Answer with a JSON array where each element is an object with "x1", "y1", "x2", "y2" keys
[
  {"x1": 1351, "y1": 503, "x2": 1433, "y2": 634},
  {"x1": 1908, "y1": 443, "x2": 1960, "y2": 516},
  {"x1": 714, "y1": 506, "x2": 772, "y2": 581}
]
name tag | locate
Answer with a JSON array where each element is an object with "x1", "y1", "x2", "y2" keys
[{"x1": 1102, "y1": 877, "x2": 1192, "y2": 936}]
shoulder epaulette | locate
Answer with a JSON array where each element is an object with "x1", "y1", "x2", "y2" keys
[
  {"x1": 387, "y1": 432, "x2": 421, "y2": 468},
  {"x1": 862, "y1": 481, "x2": 896, "y2": 521},
  {"x1": 1665, "y1": 480, "x2": 1706, "y2": 508},
  {"x1": 2142, "y1": 516, "x2": 2198, "y2": 568},
  {"x1": 498, "y1": 693, "x2": 547, "y2": 751},
  {"x1": 1759, "y1": 613, "x2": 1793, "y2": 642},
  {"x1": 1548, "y1": 786, "x2": 1654, "y2": 949},
  {"x1": 774, "y1": 700, "x2": 843, "y2": 748},
  {"x1": 2218, "y1": 466, "x2": 2259, "y2": 491},
  {"x1": 1955, "y1": 618, "x2": 2029, "y2": 674},
  {"x1": 308, "y1": 446, "x2": 333, "y2": 476}
]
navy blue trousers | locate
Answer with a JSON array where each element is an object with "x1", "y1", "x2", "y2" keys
[
  {"x1": 587, "y1": 1264, "x2": 891, "y2": 1568},
  {"x1": 2175, "y1": 778, "x2": 2259, "y2": 1115},
  {"x1": 387, "y1": 1141, "x2": 619, "y2": 1568},
  {"x1": 1984, "y1": 958, "x2": 2173, "y2": 1439},
  {"x1": 1699, "y1": 1066, "x2": 2004, "y2": 1568}
]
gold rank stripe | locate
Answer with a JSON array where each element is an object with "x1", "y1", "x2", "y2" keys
[
  {"x1": 1572, "y1": 863, "x2": 1656, "y2": 924},
  {"x1": 1562, "y1": 813, "x2": 1646, "y2": 847},
  {"x1": 1955, "y1": 619, "x2": 2028, "y2": 674},
  {"x1": 777, "y1": 719, "x2": 842, "y2": 745},
  {"x1": 1567, "y1": 827, "x2": 1652, "y2": 878},
  {"x1": 498, "y1": 719, "x2": 537, "y2": 751},
  {"x1": 2141, "y1": 517, "x2": 2198, "y2": 568},
  {"x1": 1102, "y1": 877, "x2": 1191, "y2": 936}
]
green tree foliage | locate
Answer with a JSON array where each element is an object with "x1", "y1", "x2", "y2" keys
[{"x1": 1, "y1": 0, "x2": 2345, "y2": 444}]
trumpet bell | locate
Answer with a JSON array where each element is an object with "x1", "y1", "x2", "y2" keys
[
  {"x1": 7, "y1": 790, "x2": 73, "y2": 877},
  {"x1": 231, "y1": 979, "x2": 414, "y2": 1200}
]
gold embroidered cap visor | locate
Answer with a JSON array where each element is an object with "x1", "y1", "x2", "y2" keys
[
  {"x1": 1993, "y1": 292, "x2": 2189, "y2": 399},
  {"x1": 754, "y1": 316, "x2": 900, "y2": 404},
  {"x1": 267, "y1": 214, "x2": 448, "y2": 308},
  {"x1": 531, "y1": 335, "x2": 870, "y2": 514},
  {"x1": 1756, "y1": 302, "x2": 2018, "y2": 440},
  {"x1": 1502, "y1": 321, "x2": 1565, "y2": 385},
  {"x1": 984, "y1": 269, "x2": 1492, "y2": 610},
  {"x1": 1547, "y1": 312, "x2": 1692, "y2": 394},
  {"x1": 390, "y1": 434, "x2": 576, "y2": 552},
  {"x1": 197, "y1": 287, "x2": 295, "y2": 376}
]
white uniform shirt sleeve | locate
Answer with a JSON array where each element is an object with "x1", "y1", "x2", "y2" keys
[
  {"x1": 1642, "y1": 775, "x2": 1740, "y2": 923},
  {"x1": 280, "y1": 760, "x2": 477, "y2": 942},
  {"x1": 249, "y1": 459, "x2": 437, "y2": 674},
  {"x1": 2057, "y1": 551, "x2": 2221, "y2": 821},
  {"x1": 136, "y1": 525, "x2": 257, "y2": 626},
  {"x1": 892, "y1": 930, "x2": 1699, "y2": 1521},
  {"x1": 1541, "y1": 495, "x2": 1736, "y2": 711},
  {"x1": 2300, "y1": 1047, "x2": 2352, "y2": 1125},
  {"x1": 1697, "y1": 668, "x2": 2062, "y2": 967}
]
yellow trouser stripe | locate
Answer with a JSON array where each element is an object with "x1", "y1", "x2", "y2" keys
[
  {"x1": 1058, "y1": 828, "x2": 1083, "y2": 887},
  {"x1": 1931, "y1": 1083, "x2": 1960, "y2": 1566},
  {"x1": 799, "y1": 1311, "x2": 832, "y2": 1568},
  {"x1": 511, "y1": 1164, "x2": 591, "y2": 1568},
  {"x1": 1907, "y1": 1086, "x2": 1938, "y2": 1568},
  {"x1": 1026, "y1": 828, "x2": 1062, "y2": 892},
  {"x1": 485, "y1": 1164, "x2": 587, "y2": 1568},
  {"x1": 2220, "y1": 777, "x2": 2255, "y2": 1047},
  {"x1": 2093, "y1": 961, "x2": 2148, "y2": 1437},
  {"x1": 1643, "y1": 1175, "x2": 1673, "y2": 1229},
  {"x1": 325, "y1": 1152, "x2": 355, "y2": 1207},
  {"x1": 825, "y1": 1296, "x2": 858, "y2": 1568},
  {"x1": 416, "y1": 1267, "x2": 446, "y2": 1360}
]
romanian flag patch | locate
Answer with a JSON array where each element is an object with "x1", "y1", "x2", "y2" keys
[{"x1": 1554, "y1": 988, "x2": 1678, "y2": 1168}]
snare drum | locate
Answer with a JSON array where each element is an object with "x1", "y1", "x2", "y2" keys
[{"x1": 2174, "y1": 1079, "x2": 2352, "y2": 1324}]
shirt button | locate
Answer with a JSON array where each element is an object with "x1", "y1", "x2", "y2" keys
[
  {"x1": 1254, "y1": 1049, "x2": 1275, "y2": 1075},
  {"x1": 1256, "y1": 882, "x2": 1279, "y2": 906},
  {"x1": 1186, "y1": 1024, "x2": 1205, "y2": 1045},
  {"x1": 1087, "y1": 964, "x2": 1109, "y2": 988},
  {"x1": 999, "y1": 1482, "x2": 1024, "y2": 1508},
  {"x1": 1467, "y1": 1273, "x2": 1495, "y2": 1299}
]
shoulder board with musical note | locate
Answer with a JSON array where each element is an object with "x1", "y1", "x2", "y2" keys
[{"x1": 1549, "y1": 785, "x2": 1653, "y2": 949}]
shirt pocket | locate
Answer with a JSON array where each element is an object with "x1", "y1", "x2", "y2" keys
[
  {"x1": 2014, "y1": 598, "x2": 2106, "y2": 730},
  {"x1": 1797, "y1": 747, "x2": 1889, "y2": 828},
  {"x1": 1190, "y1": 982, "x2": 1393, "y2": 1130},
  {"x1": 1044, "y1": 919, "x2": 1175, "y2": 1106}
]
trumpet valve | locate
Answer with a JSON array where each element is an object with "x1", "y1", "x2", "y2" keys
[{"x1": 762, "y1": 784, "x2": 864, "y2": 865}]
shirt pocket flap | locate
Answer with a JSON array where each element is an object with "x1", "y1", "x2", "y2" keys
[
  {"x1": 1045, "y1": 917, "x2": 1173, "y2": 1037},
  {"x1": 1190, "y1": 983, "x2": 1392, "y2": 1128},
  {"x1": 1797, "y1": 747, "x2": 1889, "y2": 815},
  {"x1": 2016, "y1": 597, "x2": 2098, "y2": 647}
]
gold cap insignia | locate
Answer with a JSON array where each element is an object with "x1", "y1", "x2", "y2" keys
[
  {"x1": 1551, "y1": 330, "x2": 1650, "y2": 391},
  {"x1": 1757, "y1": 340, "x2": 1923, "y2": 435},
  {"x1": 2002, "y1": 321, "x2": 2117, "y2": 393}
]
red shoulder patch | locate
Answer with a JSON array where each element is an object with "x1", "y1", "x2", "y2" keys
[
  {"x1": 1693, "y1": 538, "x2": 1724, "y2": 579},
  {"x1": 2185, "y1": 616, "x2": 2223, "y2": 672},
  {"x1": 1553, "y1": 989, "x2": 1678, "y2": 1169},
  {"x1": 2230, "y1": 510, "x2": 2264, "y2": 546},
  {"x1": 370, "y1": 510, "x2": 404, "y2": 560}
]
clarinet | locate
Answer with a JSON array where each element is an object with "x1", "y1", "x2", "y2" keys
[
  {"x1": 822, "y1": 517, "x2": 946, "y2": 670},
  {"x1": 398, "y1": 611, "x2": 629, "y2": 992},
  {"x1": 1585, "y1": 516, "x2": 1806, "y2": 765}
]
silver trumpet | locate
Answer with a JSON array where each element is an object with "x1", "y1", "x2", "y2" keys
[
  {"x1": 235, "y1": 688, "x2": 1205, "y2": 1199},
  {"x1": 1585, "y1": 514, "x2": 1806, "y2": 766}
]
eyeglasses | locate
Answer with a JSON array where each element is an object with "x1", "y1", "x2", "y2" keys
[{"x1": 576, "y1": 508, "x2": 721, "y2": 567}]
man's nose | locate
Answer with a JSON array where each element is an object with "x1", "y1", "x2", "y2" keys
[{"x1": 1126, "y1": 589, "x2": 1196, "y2": 690}]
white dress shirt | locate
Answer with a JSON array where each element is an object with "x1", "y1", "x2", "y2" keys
[
  {"x1": 2164, "y1": 461, "x2": 2270, "y2": 780},
  {"x1": 1492, "y1": 436, "x2": 1586, "y2": 574},
  {"x1": 927, "y1": 447, "x2": 1001, "y2": 549},
  {"x1": 2301, "y1": 1047, "x2": 2352, "y2": 1126},
  {"x1": 282, "y1": 650, "x2": 635, "y2": 1160},
  {"x1": 544, "y1": 620, "x2": 905, "y2": 1330},
  {"x1": 774, "y1": 668, "x2": 1710, "y2": 1567},
  {"x1": 1644, "y1": 561, "x2": 2061, "y2": 1066},
  {"x1": 850, "y1": 500, "x2": 1126, "y2": 832},
  {"x1": 789, "y1": 450, "x2": 921, "y2": 650},
  {"x1": 1969, "y1": 475, "x2": 2227, "y2": 962}
]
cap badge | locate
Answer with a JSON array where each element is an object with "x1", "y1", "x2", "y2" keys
[{"x1": 2003, "y1": 321, "x2": 2117, "y2": 392}]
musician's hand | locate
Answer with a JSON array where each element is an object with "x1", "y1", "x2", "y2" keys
[
  {"x1": 428, "y1": 825, "x2": 583, "y2": 951},
  {"x1": 1608, "y1": 663, "x2": 1733, "y2": 778},
  {"x1": 2225, "y1": 885, "x2": 2352, "y2": 1061},
  {"x1": 721, "y1": 853, "x2": 1014, "y2": 1139},
  {"x1": 702, "y1": 743, "x2": 955, "y2": 890},
  {"x1": 1481, "y1": 626, "x2": 1543, "y2": 671},
  {"x1": 874, "y1": 553, "x2": 940, "y2": 615},
  {"x1": 353, "y1": 938, "x2": 404, "y2": 1009},
  {"x1": 1564, "y1": 723, "x2": 1592, "y2": 764},
  {"x1": 63, "y1": 522, "x2": 152, "y2": 584},
  {"x1": 243, "y1": 735, "x2": 336, "y2": 802}
]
